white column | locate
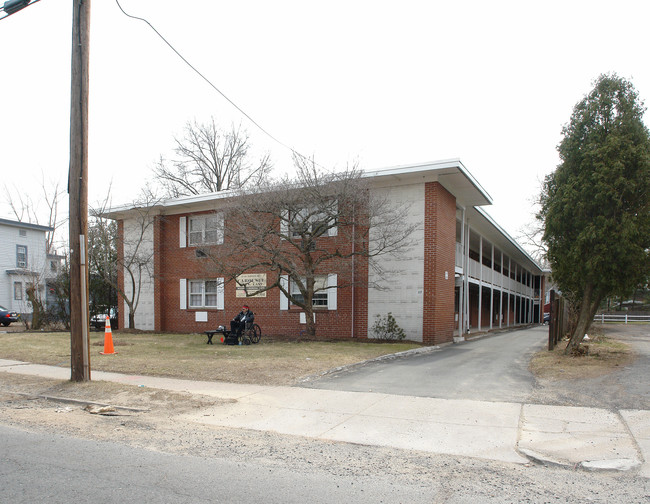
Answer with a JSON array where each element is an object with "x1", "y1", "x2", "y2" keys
[
  {"x1": 478, "y1": 235, "x2": 483, "y2": 331},
  {"x1": 507, "y1": 256, "x2": 511, "y2": 327},
  {"x1": 499, "y1": 250, "x2": 504, "y2": 328},
  {"x1": 465, "y1": 222, "x2": 470, "y2": 334},
  {"x1": 489, "y1": 243, "x2": 494, "y2": 330}
]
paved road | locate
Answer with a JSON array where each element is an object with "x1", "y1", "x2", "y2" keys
[
  {"x1": 300, "y1": 325, "x2": 548, "y2": 402},
  {"x1": 0, "y1": 425, "x2": 442, "y2": 504}
]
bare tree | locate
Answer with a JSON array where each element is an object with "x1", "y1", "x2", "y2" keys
[
  {"x1": 4, "y1": 173, "x2": 67, "y2": 253},
  {"x1": 200, "y1": 155, "x2": 416, "y2": 338},
  {"x1": 90, "y1": 187, "x2": 162, "y2": 329},
  {"x1": 153, "y1": 118, "x2": 272, "y2": 197}
]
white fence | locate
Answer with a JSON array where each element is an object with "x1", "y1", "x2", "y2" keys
[{"x1": 594, "y1": 313, "x2": 650, "y2": 324}]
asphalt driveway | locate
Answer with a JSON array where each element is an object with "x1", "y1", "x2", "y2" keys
[{"x1": 300, "y1": 325, "x2": 548, "y2": 402}]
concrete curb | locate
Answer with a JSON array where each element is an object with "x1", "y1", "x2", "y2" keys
[{"x1": 10, "y1": 391, "x2": 150, "y2": 413}]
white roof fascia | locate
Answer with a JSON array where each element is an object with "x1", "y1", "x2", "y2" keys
[
  {"x1": 364, "y1": 158, "x2": 492, "y2": 198},
  {"x1": 106, "y1": 159, "x2": 493, "y2": 218}
]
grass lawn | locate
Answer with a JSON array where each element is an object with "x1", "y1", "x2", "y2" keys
[{"x1": 0, "y1": 330, "x2": 421, "y2": 386}]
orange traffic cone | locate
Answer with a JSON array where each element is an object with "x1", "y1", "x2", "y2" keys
[{"x1": 100, "y1": 315, "x2": 116, "y2": 355}]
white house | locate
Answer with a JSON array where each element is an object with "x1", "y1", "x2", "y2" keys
[{"x1": 0, "y1": 218, "x2": 54, "y2": 317}]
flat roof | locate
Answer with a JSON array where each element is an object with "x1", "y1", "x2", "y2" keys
[{"x1": 106, "y1": 159, "x2": 492, "y2": 218}]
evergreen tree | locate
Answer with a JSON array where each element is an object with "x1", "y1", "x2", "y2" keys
[{"x1": 538, "y1": 74, "x2": 650, "y2": 353}]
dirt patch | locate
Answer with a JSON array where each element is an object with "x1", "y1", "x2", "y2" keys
[
  {"x1": 528, "y1": 324, "x2": 650, "y2": 409},
  {"x1": 529, "y1": 328, "x2": 635, "y2": 381}
]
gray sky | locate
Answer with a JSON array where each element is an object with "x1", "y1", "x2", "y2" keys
[{"x1": 2, "y1": 0, "x2": 649, "y2": 250}]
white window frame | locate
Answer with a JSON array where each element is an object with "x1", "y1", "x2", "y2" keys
[
  {"x1": 16, "y1": 245, "x2": 27, "y2": 268},
  {"x1": 188, "y1": 214, "x2": 224, "y2": 246},
  {"x1": 289, "y1": 275, "x2": 333, "y2": 308},
  {"x1": 285, "y1": 202, "x2": 338, "y2": 239},
  {"x1": 188, "y1": 280, "x2": 220, "y2": 308},
  {"x1": 14, "y1": 282, "x2": 22, "y2": 301}
]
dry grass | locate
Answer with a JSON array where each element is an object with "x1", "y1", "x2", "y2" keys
[
  {"x1": 0, "y1": 330, "x2": 420, "y2": 386},
  {"x1": 529, "y1": 329, "x2": 635, "y2": 380}
]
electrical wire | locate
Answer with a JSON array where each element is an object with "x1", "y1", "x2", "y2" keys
[
  {"x1": 114, "y1": 0, "x2": 313, "y2": 164},
  {"x1": 0, "y1": 0, "x2": 42, "y2": 21}
]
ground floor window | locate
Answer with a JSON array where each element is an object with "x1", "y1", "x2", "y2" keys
[
  {"x1": 14, "y1": 282, "x2": 22, "y2": 301},
  {"x1": 189, "y1": 280, "x2": 219, "y2": 308},
  {"x1": 290, "y1": 276, "x2": 329, "y2": 307}
]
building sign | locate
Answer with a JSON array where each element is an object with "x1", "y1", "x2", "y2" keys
[{"x1": 236, "y1": 273, "x2": 267, "y2": 298}]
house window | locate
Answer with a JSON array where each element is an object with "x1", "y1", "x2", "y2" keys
[
  {"x1": 288, "y1": 203, "x2": 336, "y2": 238},
  {"x1": 189, "y1": 214, "x2": 223, "y2": 246},
  {"x1": 290, "y1": 276, "x2": 329, "y2": 307},
  {"x1": 19, "y1": 229, "x2": 27, "y2": 237},
  {"x1": 14, "y1": 282, "x2": 22, "y2": 301},
  {"x1": 16, "y1": 245, "x2": 27, "y2": 268},
  {"x1": 188, "y1": 280, "x2": 219, "y2": 308}
]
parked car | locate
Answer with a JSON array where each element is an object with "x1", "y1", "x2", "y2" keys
[
  {"x1": 0, "y1": 305, "x2": 20, "y2": 327},
  {"x1": 91, "y1": 308, "x2": 118, "y2": 330},
  {"x1": 543, "y1": 312, "x2": 550, "y2": 324}
]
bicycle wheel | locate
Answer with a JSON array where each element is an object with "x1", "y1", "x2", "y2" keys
[{"x1": 250, "y1": 323, "x2": 261, "y2": 344}]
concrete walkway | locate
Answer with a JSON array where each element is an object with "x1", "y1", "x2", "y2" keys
[{"x1": 1, "y1": 358, "x2": 648, "y2": 476}]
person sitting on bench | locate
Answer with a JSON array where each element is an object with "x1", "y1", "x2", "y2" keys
[{"x1": 230, "y1": 305, "x2": 254, "y2": 338}]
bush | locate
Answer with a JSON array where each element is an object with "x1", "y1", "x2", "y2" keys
[{"x1": 371, "y1": 312, "x2": 406, "y2": 341}]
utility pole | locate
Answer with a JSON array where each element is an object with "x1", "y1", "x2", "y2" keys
[{"x1": 69, "y1": 0, "x2": 91, "y2": 381}]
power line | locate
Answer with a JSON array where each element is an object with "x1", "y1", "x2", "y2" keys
[
  {"x1": 0, "y1": 0, "x2": 42, "y2": 21},
  {"x1": 114, "y1": 0, "x2": 313, "y2": 164}
]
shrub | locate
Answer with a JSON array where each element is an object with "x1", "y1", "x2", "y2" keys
[{"x1": 371, "y1": 312, "x2": 406, "y2": 341}]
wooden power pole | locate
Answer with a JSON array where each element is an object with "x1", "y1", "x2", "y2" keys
[{"x1": 69, "y1": 0, "x2": 91, "y2": 382}]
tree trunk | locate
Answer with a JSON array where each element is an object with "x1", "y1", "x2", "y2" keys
[
  {"x1": 129, "y1": 311, "x2": 135, "y2": 329},
  {"x1": 303, "y1": 306, "x2": 317, "y2": 338},
  {"x1": 565, "y1": 283, "x2": 601, "y2": 354}
]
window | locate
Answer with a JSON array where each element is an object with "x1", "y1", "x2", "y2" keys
[
  {"x1": 16, "y1": 245, "x2": 27, "y2": 268},
  {"x1": 188, "y1": 280, "x2": 220, "y2": 308},
  {"x1": 285, "y1": 202, "x2": 337, "y2": 239},
  {"x1": 19, "y1": 229, "x2": 27, "y2": 237},
  {"x1": 290, "y1": 276, "x2": 329, "y2": 307},
  {"x1": 189, "y1": 214, "x2": 223, "y2": 246},
  {"x1": 14, "y1": 282, "x2": 22, "y2": 301}
]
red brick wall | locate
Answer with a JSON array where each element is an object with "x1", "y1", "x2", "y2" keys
[
  {"x1": 153, "y1": 216, "x2": 163, "y2": 332},
  {"x1": 146, "y1": 211, "x2": 368, "y2": 339},
  {"x1": 423, "y1": 182, "x2": 456, "y2": 345}
]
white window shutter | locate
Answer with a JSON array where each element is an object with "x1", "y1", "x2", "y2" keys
[
  {"x1": 280, "y1": 210, "x2": 288, "y2": 238},
  {"x1": 217, "y1": 278, "x2": 224, "y2": 310},
  {"x1": 327, "y1": 273, "x2": 337, "y2": 310},
  {"x1": 179, "y1": 217, "x2": 187, "y2": 248},
  {"x1": 328, "y1": 200, "x2": 338, "y2": 237},
  {"x1": 280, "y1": 275, "x2": 289, "y2": 310},
  {"x1": 180, "y1": 279, "x2": 187, "y2": 309},
  {"x1": 218, "y1": 213, "x2": 225, "y2": 244}
]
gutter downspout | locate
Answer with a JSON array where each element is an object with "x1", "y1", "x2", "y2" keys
[{"x1": 351, "y1": 203, "x2": 355, "y2": 338}]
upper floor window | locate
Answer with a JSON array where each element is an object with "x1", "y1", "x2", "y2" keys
[
  {"x1": 16, "y1": 245, "x2": 27, "y2": 268},
  {"x1": 19, "y1": 229, "x2": 27, "y2": 237},
  {"x1": 189, "y1": 214, "x2": 223, "y2": 246},
  {"x1": 284, "y1": 202, "x2": 338, "y2": 239}
]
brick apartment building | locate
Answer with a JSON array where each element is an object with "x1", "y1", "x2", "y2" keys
[{"x1": 107, "y1": 159, "x2": 545, "y2": 345}]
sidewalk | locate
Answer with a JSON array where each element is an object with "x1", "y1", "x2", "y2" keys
[{"x1": 1, "y1": 358, "x2": 648, "y2": 476}]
